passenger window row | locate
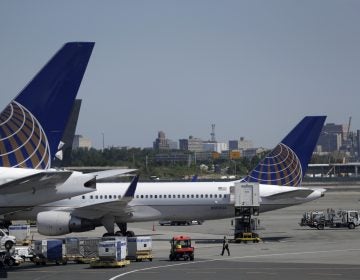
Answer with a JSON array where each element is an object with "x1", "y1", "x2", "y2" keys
[
  {"x1": 82, "y1": 195, "x2": 122, "y2": 200},
  {"x1": 81, "y1": 194, "x2": 227, "y2": 200},
  {"x1": 135, "y1": 194, "x2": 227, "y2": 199}
]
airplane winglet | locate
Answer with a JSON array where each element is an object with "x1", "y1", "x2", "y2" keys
[{"x1": 124, "y1": 175, "x2": 139, "y2": 198}]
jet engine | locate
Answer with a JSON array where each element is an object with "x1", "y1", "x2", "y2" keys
[{"x1": 37, "y1": 211, "x2": 95, "y2": 236}]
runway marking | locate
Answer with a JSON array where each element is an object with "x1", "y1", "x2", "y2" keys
[
  {"x1": 308, "y1": 273, "x2": 343, "y2": 276},
  {"x1": 108, "y1": 248, "x2": 360, "y2": 280},
  {"x1": 247, "y1": 271, "x2": 277, "y2": 275},
  {"x1": 186, "y1": 271, "x2": 216, "y2": 274}
]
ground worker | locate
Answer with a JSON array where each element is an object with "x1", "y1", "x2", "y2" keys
[{"x1": 221, "y1": 236, "x2": 230, "y2": 256}]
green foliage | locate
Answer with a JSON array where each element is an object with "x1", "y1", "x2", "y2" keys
[{"x1": 70, "y1": 148, "x2": 331, "y2": 179}]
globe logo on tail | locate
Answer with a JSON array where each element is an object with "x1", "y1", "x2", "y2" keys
[
  {"x1": 0, "y1": 101, "x2": 51, "y2": 169},
  {"x1": 242, "y1": 143, "x2": 303, "y2": 187}
]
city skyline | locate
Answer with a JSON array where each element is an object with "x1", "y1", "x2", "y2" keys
[
  {"x1": 81, "y1": 119, "x2": 360, "y2": 152},
  {"x1": 1, "y1": 1, "x2": 360, "y2": 149}
]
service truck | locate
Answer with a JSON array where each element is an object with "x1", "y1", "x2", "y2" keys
[{"x1": 300, "y1": 209, "x2": 360, "y2": 230}]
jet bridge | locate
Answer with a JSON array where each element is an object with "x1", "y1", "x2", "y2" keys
[{"x1": 230, "y1": 182, "x2": 261, "y2": 242}]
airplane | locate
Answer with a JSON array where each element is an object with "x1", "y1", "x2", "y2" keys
[
  {"x1": 0, "y1": 42, "x2": 127, "y2": 217},
  {"x1": 4, "y1": 116, "x2": 327, "y2": 237}
]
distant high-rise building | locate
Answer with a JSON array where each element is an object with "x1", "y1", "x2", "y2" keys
[
  {"x1": 168, "y1": 139, "x2": 178, "y2": 150},
  {"x1": 229, "y1": 140, "x2": 239, "y2": 150},
  {"x1": 179, "y1": 136, "x2": 204, "y2": 152},
  {"x1": 153, "y1": 131, "x2": 170, "y2": 151},
  {"x1": 317, "y1": 123, "x2": 346, "y2": 153},
  {"x1": 203, "y1": 142, "x2": 228, "y2": 153},
  {"x1": 228, "y1": 137, "x2": 253, "y2": 151},
  {"x1": 73, "y1": 134, "x2": 92, "y2": 150}
]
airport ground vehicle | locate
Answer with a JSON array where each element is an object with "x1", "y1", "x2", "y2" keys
[
  {"x1": 159, "y1": 220, "x2": 203, "y2": 226},
  {"x1": 300, "y1": 209, "x2": 360, "y2": 230},
  {"x1": 0, "y1": 229, "x2": 16, "y2": 250},
  {"x1": 234, "y1": 232, "x2": 261, "y2": 243},
  {"x1": 169, "y1": 235, "x2": 194, "y2": 261},
  {"x1": 0, "y1": 251, "x2": 22, "y2": 267}
]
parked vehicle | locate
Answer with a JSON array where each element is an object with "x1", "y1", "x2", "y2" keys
[
  {"x1": 300, "y1": 209, "x2": 360, "y2": 230},
  {"x1": 0, "y1": 228, "x2": 16, "y2": 250},
  {"x1": 159, "y1": 220, "x2": 203, "y2": 226}
]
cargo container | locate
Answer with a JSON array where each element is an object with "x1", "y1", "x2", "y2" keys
[
  {"x1": 79, "y1": 238, "x2": 100, "y2": 259},
  {"x1": 62, "y1": 237, "x2": 98, "y2": 263},
  {"x1": 8, "y1": 225, "x2": 31, "y2": 244},
  {"x1": 127, "y1": 236, "x2": 152, "y2": 261},
  {"x1": 98, "y1": 237, "x2": 127, "y2": 262},
  {"x1": 33, "y1": 239, "x2": 66, "y2": 265},
  {"x1": 64, "y1": 237, "x2": 80, "y2": 256},
  {"x1": 234, "y1": 183, "x2": 260, "y2": 207}
]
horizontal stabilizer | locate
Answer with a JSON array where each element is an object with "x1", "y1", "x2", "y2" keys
[
  {"x1": 265, "y1": 189, "x2": 314, "y2": 200},
  {"x1": 88, "y1": 169, "x2": 137, "y2": 180},
  {"x1": 0, "y1": 171, "x2": 72, "y2": 195}
]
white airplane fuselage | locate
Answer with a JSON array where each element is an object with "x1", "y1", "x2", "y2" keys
[{"x1": 6, "y1": 181, "x2": 325, "y2": 222}]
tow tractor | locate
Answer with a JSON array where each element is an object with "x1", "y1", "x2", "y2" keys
[{"x1": 169, "y1": 235, "x2": 194, "y2": 261}]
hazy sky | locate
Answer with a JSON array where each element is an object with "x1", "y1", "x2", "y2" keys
[{"x1": 1, "y1": 0, "x2": 359, "y2": 149}]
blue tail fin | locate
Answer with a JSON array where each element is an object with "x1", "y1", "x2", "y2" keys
[
  {"x1": 0, "y1": 42, "x2": 94, "y2": 169},
  {"x1": 242, "y1": 116, "x2": 326, "y2": 186}
]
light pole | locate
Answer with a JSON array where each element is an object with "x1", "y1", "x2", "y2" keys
[{"x1": 102, "y1": 132, "x2": 105, "y2": 151}]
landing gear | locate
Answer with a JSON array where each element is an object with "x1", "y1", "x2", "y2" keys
[
  {"x1": 126, "y1": 230, "x2": 135, "y2": 237},
  {"x1": 103, "y1": 222, "x2": 136, "y2": 237},
  {"x1": 117, "y1": 222, "x2": 127, "y2": 236}
]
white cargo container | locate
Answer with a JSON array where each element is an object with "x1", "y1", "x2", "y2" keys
[
  {"x1": 98, "y1": 237, "x2": 127, "y2": 262},
  {"x1": 8, "y1": 225, "x2": 31, "y2": 243},
  {"x1": 234, "y1": 183, "x2": 260, "y2": 207},
  {"x1": 127, "y1": 236, "x2": 152, "y2": 260}
]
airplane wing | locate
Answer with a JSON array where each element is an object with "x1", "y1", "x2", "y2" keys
[
  {"x1": 0, "y1": 171, "x2": 73, "y2": 195},
  {"x1": 71, "y1": 175, "x2": 139, "y2": 219},
  {"x1": 86, "y1": 169, "x2": 137, "y2": 180},
  {"x1": 265, "y1": 189, "x2": 314, "y2": 200}
]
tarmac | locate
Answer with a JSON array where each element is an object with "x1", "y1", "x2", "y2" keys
[{"x1": 4, "y1": 187, "x2": 360, "y2": 280}]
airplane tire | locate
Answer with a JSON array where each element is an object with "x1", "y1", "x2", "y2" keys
[{"x1": 126, "y1": 231, "x2": 135, "y2": 237}]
